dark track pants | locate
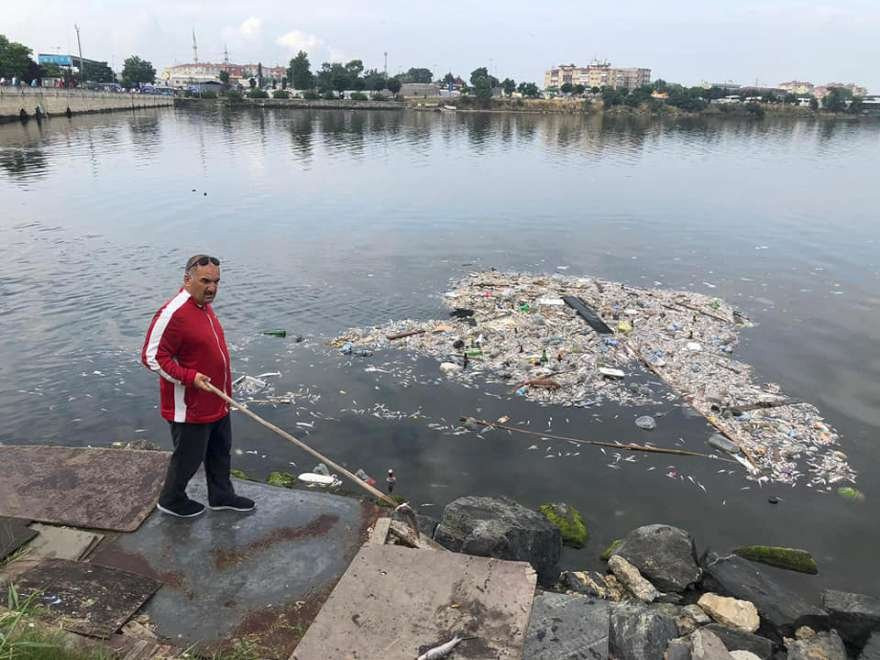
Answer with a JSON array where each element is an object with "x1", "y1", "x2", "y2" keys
[{"x1": 158, "y1": 414, "x2": 236, "y2": 507}]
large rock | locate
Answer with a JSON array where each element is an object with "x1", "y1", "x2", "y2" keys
[
  {"x1": 698, "y1": 593, "x2": 761, "y2": 633},
  {"x1": 609, "y1": 555, "x2": 661, "y2": 603},
  {"x1": 703, "y1": 553, "x2": 828, "y2": 636},
  {"x1": 860, "y1": 632, "x2": 880, "y2": 659},
  {"x1": 691, "y1": 628, "x2": 734, "y2": 660},
  {"x1": 434, "y1": 496, "x2": 561, "y2": 586},
  {"x1": 610, "y1": 602, "x2": 679, "y2": 660},
  {"x1": 729, "y1": 652, "x2": 762, "y2": 660},
  {"x1": 613, "y1": 524, "x2": 702, "y2": 592},
  {"x1": 666, "y1": 637, "x2": 693, "y2": 660},
  {"x1": 560, "y1": 570, "x2": 622, "y2": 600},
  {"x1": 823, "y1": 589, "x2": 880, "y2": 648},
  {"x1": 703, "y1": 624, "x2": 774, "y2": 659},
  {"x1": 524, "y1": 591, "x2": 610, "y2": 659},
  {"x1": 785, "y1": 628, "x2": 846, "y2": 660}
]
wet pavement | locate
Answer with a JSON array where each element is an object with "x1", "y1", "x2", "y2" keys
[{"x1": 88, "y1": 477, "x2": 379, "y2": 658}]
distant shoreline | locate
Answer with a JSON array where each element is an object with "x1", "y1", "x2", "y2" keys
[{"x1": 172, "y1": 96, "x2": 877, "y2": 121}]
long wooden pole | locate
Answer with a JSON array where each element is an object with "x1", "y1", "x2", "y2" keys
[
  {"x1": 464, "y1": 417, "x2": 737, "y2": 462},
  {"x1": 207, "y1": 383, "x2": 399, "y2": 506}
]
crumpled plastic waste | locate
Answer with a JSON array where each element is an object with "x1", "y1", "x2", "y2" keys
[{"x1": 331, "y1": 270, "x2": 856, "y2": 489}]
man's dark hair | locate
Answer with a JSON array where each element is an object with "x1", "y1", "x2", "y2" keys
[{"x1": 185, "y1": 255, "x2": 220, "y2": 276}]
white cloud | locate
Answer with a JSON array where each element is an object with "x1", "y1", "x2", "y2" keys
[
  {"x1": 239, "y1": 17, "x2": 262, "y2": 38},
  {"x1": 275, "y1": 30, "x2": 324, "y2": 55}
]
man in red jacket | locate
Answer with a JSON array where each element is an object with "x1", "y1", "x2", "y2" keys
[{"x1": 141, "y1": 255, "x2": 255, "y2": 518}]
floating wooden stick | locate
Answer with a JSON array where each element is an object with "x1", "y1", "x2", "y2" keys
[{"x1": 462, "y1": 417, "x2": 737, "y2": 462}]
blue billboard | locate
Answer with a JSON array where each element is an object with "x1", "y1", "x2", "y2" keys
[{"x1": 38, "y1": 54, "x2": 74, "y2": 66}]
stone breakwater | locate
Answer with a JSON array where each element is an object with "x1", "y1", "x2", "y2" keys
[{"x1": 417, "y1": 495, "x2": 880, "y2": 659}]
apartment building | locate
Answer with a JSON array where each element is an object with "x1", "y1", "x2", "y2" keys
[{"x1": 544, "y1": 60, "x2": 651, "y2": 91}]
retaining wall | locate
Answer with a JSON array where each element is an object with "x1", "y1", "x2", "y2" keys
[{"x1": 0, "y1": 88, "x2": 173, "y2": 122}]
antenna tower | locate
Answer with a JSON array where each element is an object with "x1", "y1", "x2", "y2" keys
[
  {"x1": 192, "y1": 29, "x2": 198, "y2": 63},
  {"x1": 223, "y1": 45, "x2": 229, "y2": 67}
]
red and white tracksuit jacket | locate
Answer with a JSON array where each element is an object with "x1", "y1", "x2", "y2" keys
[{"x1": 141, "y1": 288, "x2": 232, "y2": 424}]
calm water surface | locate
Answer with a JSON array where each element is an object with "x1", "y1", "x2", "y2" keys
[{"x1": 1, "y1": 107, "x2": 878, "y2": 597}]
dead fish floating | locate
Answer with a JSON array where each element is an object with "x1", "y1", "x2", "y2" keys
[{"x1": 417, "y1": 635, "x2": 476, "y2": 660}]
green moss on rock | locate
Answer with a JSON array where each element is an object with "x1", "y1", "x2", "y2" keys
[
  {"x1": 376, "y1": 494, "x2": 407, "y2": 508},
  {"x1": 267, "y1": 471, "x2": 297, "y2": 488},
  {"x1": 230, "y1": 468, "x2": 251, "y2": 481},
  {"x1": 733, "y1": 545, "x2": 818, "y2": 574},
  {"x1": 837, "y1": 486, "x2": 865, "y2": 502},
  {"x1": 601, "y1": 538, "x2": 622, "y2": 561},
  {"x1": 539, "y1": 503, "x2": 588, "y2": 548}
]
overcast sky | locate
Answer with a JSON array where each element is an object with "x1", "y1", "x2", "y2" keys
[{"x1": 5, "y1": 0, "x2": 879, "y2": 91}]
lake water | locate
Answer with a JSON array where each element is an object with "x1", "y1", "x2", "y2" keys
[{"x1": 1, "y1": 107, "x2": 878, "y2": 597}]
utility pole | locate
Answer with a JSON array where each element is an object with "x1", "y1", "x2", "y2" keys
[
  {"x1": 192, "y1": 29, "x2": 198, "y2": 63},
  {"x1": 384, "y1": 52, "x2": 388, "y2": 78},
  {"x1": 74, "y1": 25, "x2": 84, "y2": 84}
]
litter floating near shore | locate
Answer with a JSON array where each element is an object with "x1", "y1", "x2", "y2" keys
[{"x1": 332, "y1": 270, "x2": 855, "y2": 488}]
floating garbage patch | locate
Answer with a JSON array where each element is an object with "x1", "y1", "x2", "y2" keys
[{"x1": 332, "y1": 271, "x2": 856, "y2": 489}]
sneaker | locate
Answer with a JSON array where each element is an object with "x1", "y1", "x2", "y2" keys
[
  {"x1": 209, "y1": 495, "x2": 255, "y2": 512},
  {"x1": 157, "y1": 499, "x2": 205, "y2": 518}
]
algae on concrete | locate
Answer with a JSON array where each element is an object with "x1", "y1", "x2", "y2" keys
[
  {"x1": 230, "y1": 468, "x2": 251, "y2": 481},
  {"x1": 601, "y1": 539, "x2": 622, "y2": 561},
  {"x1": 266, "y1": 472, "x2": 296, "y2": 488},
  {"x1": 539, "y1": 503, "x2": 588, "y2": 548},
  {"x1": 733, "y1": 545, "x2": 818, "y2": 574}
]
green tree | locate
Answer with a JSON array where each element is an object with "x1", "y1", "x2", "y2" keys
[
  {"x1": 573, "y1": 83, "x2": 585, "y2": 95},
  {"x1": 219, "y1": 70, "x2": 230, "y2": 86},
  {"x1": 41, "y1": 62, "x2": 63, "y2": 78},
  {"x1": 469, "y1": 66, "x2": 498, "y2": 88},
  {"x1": 809, "y1": 97, "x2": 819, "y2": 111},
  {"x1": 783, "y1": 92, "x2": 798, "y2": 104},
  {"x1": 344, "y1": 59, "x2": 364, "y2": 80},
  {"x1": 386, "y1": 77, "x2": 401, "y2": 97},
  {"x1": 560, "y1": 82, "x2": 573, "y2": 95},
  {"x1": 82, "y1": 60, "x2": 115, "y2": 83},
  {"x1": 288, "y1": 51, "x2": 313, "y2": 89},
  {"x1": 0, "y1": 34, "x2": 34, "y2": 80},
  {"x1": 601, "y1": 86, "x2": 624, "y2": 107},
  {"x1": 442, "y1": 72, "x2": 455, "y2": 85},
  {"x1": 822, "y1": 87, "x2": 850, "y2": 112},
  {"x1": 121, "y1": 56, "x2": 155, "y2": 87},
  {"x1": 362, "y1": 68, "x2": 386, "y2": 91},
  {"x1": 332, "y1": 63, "x2": 351, "y2": 93},
  {"x1": 591, "y1": 86, "x2": 600, "y2": 94},
  {"x1": 517, "y1": 82, "x2": 539, "y2": 98},
  {"x1": 501, "y1": 78, "x2": 516, "y2": 96},
  {"x1": 848, "y1": 96, "x2": 864, "y2": 114},
  {"x1": 400, "y1": 67, "x2": 433, "y2": 83}
]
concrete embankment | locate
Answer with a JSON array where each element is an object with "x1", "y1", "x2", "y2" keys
[
  {"x1": 175, "y1": 97, "x2": 406, "y2": 111},
  {"x1": 0, "y1": 88, "x2": 172, "y2": 123}
]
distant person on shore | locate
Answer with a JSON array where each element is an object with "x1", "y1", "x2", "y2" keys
[{"x1": 141, "y1": 254, "x2": 255, "y2": 518}]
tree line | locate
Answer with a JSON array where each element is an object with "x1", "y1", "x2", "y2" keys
[{"x1": 286, "y1": 52, "x2": 542, "y2": 99}]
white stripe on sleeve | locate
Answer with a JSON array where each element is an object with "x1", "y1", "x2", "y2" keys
[{"x1": 144, "y1": 290, "x2": 191, "y2": 386}]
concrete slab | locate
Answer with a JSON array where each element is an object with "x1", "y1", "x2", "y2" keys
[
  {"x1": 292, "y1": 544, "x2": 537, "y2": 660},
  {"x1": 9, "y1": 557, "x2": 162, "y2": 638},
  {"x1": 0, "y1": 446, "x2": 169, "y2": 532},
  {"x1": 26, "y1": 524, "x2": 103, "y2": 561},
  {"x1": 89, "y1": 478, "x2": 378, "y2": 659}
]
